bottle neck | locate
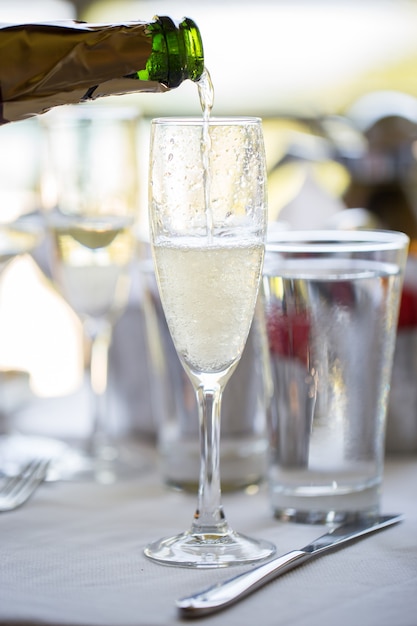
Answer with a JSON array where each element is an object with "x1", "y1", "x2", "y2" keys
[{"x1": 137, "y1": 16, "x2": 204, "y2": 88}]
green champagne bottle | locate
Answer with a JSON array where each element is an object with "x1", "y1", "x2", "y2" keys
[{"x1": 0, "y1": 16, "x2": 204, "y2": 125}]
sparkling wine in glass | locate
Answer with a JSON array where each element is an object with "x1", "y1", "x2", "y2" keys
[
  {"x1": 41, "y1": 104, "x2": 140, "y2": 483},
  {"x1": 144, "y1": 117, "x2": 276, "y2": 567}
]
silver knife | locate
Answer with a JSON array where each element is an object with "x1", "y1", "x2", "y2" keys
[{"x1": 177, "y1": 514, "x2": 403, "y2": 618}]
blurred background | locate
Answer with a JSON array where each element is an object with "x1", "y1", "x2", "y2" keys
[
  {"x1": 1, "y1": 0, "x2": 417, "y2": 450},
  {"x1": 3, "y1": 0, "x2": 416, "y2": 233}
]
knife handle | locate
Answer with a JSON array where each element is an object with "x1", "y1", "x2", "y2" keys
[{"x1": 177, "y1": 550, "x2": 311, "y2": 617}]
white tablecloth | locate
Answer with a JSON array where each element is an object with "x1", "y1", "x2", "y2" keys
[{"x1": 0, "y1": 447, "x2": 416, "y2": 626}]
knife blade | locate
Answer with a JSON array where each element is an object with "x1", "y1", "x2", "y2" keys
[{"x1": 177, "y1": 514, "x2": 403, "y2": 618}]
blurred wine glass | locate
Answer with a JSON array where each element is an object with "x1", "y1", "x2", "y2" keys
[
  {"x1": 0, "y1": 117, "x2": 70, "y2": 473},
  {"x1": 0, "y1": 117, "x2": 44, "y2": 262},
  {"x1": 40, "y1": 103, "x2": 141, "y2": 483}
]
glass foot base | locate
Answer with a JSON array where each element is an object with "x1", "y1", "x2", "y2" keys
[
  {"x1": 0, "y1": 433, "x2": 147, "y2": 484},
  {"x1": 144, "y1": 528, "x2": 276, "y2": 568},
  {"x1": 273, "y1": 506, "x2": 380, "y2": 525},
  {"x1": 50, "y1": 443, "x2": 148, "y2": 484}
]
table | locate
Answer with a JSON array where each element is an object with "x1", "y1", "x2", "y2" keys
[{"x1": 0, "y1": 443, "x2": 416, "y2": 626}]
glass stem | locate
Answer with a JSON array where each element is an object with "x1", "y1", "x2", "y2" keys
[
  {"x1": 191, "y1": 382, "x2": 229, "y2": 536},
  {"x1": 84, "y1": 318, "x2": 114, "y2": 461}
]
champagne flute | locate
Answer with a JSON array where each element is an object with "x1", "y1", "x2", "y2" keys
[
  {"x1": 144, "y1": 117, "x2": 275, "y2": 567},
  {"x1": 41, "y1": 104, "x2": 140, "y2": 483}
]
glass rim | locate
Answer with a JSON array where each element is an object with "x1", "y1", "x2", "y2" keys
[
  {"x1": 266, "y1": 229, "x2": 410, "y2": 253},
  {"x1": 151, "y1": 116, "x2": 262, "y2": 126}
]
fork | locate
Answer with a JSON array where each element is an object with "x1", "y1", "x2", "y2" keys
[{"x1": 0, "y1": 459, "x2": 50, "y2": 512}]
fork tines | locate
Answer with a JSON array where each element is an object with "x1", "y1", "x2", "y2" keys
[{"x1": 0, "y1": 458, "x2": 50, "y2": 512}]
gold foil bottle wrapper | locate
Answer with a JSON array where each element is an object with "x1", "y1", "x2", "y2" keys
[{"x1": 0, "y1": 21, "x2": 168, "y2": 124}]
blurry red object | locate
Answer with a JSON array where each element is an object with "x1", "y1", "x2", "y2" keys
[
  {"x1": 398, "y1": 286, "x2": 417, "y2": 328},
  {"x1": 266, "y1": 307, "x2": 310, "y2": 365}
]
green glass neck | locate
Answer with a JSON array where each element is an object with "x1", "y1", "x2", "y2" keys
[{"x1": 137, "y1": 16, "x2": 204, "y2": 88}]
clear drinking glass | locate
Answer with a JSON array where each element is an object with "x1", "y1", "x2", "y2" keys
[
  {"x1": 40, "y1": 104, "x2": 140, "y2": 483},
  {"x1": 262, "y1": 229, "x2": 409, "y2": 523},
  {"x1": 144, "y1": 117, "x2": 275, "y2": 567}
]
